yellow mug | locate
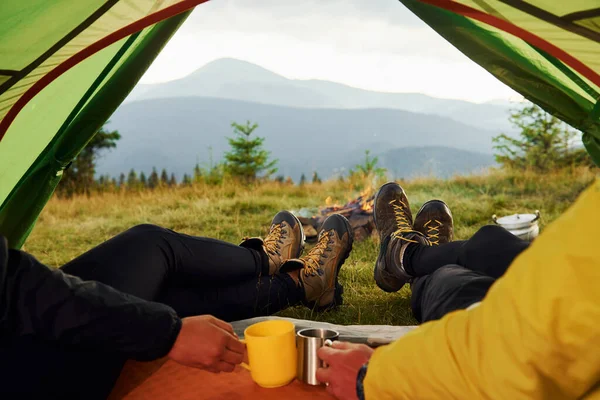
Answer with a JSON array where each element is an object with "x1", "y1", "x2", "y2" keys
[{"x1": 240, "y1": 320, "x2": 297, "y2": 388}]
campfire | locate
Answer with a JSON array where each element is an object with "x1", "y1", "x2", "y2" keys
[{"x1": 297, "y1": 188, "x2": 376, "y2": 242}]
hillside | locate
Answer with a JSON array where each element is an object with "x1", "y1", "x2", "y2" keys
[
  {"x1": 101, "y1": 97, "x2": 497, "y2": 181},
  {"x1": 377, "y1": 146, "x2": 495, "y2": 179},
  {"x1": 127, "y1": 58, "x2": 513, "y2": 133},
  {"x1": 28, "y1": 168, "x2": 596, "y2": 326}
]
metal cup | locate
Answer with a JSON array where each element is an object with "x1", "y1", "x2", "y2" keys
[{"x1": 296, "y1": 328, "x2": 339, "y2": 385}]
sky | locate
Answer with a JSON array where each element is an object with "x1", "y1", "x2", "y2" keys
[{"x1": 141, "y1": 0, "x2": 521, "y2": 103}]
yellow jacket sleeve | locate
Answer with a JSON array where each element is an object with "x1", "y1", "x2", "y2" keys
[{"x1": 365, "y1": 179, "x2": 600, "y2": 400}]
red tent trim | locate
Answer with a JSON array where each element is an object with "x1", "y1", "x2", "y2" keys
[{"x1": 0, "y1": 0, "x2": 210, "y2": 141}]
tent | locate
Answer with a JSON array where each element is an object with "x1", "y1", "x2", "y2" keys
[{"x1": 0, "y1": 0, "x2": 598, "y2": 249}]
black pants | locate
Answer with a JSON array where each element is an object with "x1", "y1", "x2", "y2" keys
[
  {"x1": 2, "y1": 224, "x2": 303, "y2": 399},
  {"x1": 407, "y1": 225, "x2": 529, "y2": 323}
]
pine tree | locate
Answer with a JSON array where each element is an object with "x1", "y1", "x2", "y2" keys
[
  {"x1": 160, "y1": 169, "x2": 169, "y2": 186},
  {"x1": 223, "y1": 121, "x2": 278, "y2": 182},
  {"x1": 140, "y1": 172, "x2": 147, "y2": 188},
  {"x1": 148, "y1": 167, "x2": 159, "y2": 189},
  {"x1": 58, "y1": 125, "x2": 120, "y2": 197},
  {"x1": 299, "y1": 173, "x2": 306, "y2": 186},
  {"x1": 193, "y1": 163, "x2": 203, "y2": 183},
  {"x1": 118, "y1": 173, "x2": 126, "y2": 188},
  {"x1": 299, "y1": 173, "x2": 307, "y2": 186},
  {"x1": 182, "y1": 174, "x2": 192, "y2": 186},
  {"x1": 169, "y1": 173, "x2": 177, "y2": 187},
  {"x1": 493, "y1": 103, "x2": 592, "y2": 171},
  {"x1": 127, "y1": 169, "x2": 138, "y2": 190},
  {"x1": 312, "y1": 171, "x2": 322, "y2": 184},
  {"x1": 349, "y1": 150, "x2": 387, "y2": 179}
]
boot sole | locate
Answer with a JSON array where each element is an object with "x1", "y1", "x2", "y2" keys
[
  {"x1": 290, "y1": 212, "x2": 306, "y2": 257},
  {"x1": 314, "y1": 215, "x2": 354, "y2": 312}
]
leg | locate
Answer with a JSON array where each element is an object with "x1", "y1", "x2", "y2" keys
[
  {"x1": 405, "y1": 225, "x2": 529, "y2": 279},
  {"x1": 410, "y1": 265, "x2": 496, "y2": 323},
  {"x1": 159, "y1": 273, "x2": 304, "y2": 322},
  {"x1": 61, "y1": 224, "x2": 267, "y2": 300}
]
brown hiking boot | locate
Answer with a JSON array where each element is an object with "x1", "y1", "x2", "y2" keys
[
  {"x1": 240, "y1": 211, "x2": 305, "y2": 274},
  {"x1": 280, "y1": 214, "x2": 353, "y2": 311},
  {"x1": 414, "y1": 200, "x2": 454, "y2": 245},
  {"x1": 373, "y1": 182, "x2": 431, "y2": 292}
]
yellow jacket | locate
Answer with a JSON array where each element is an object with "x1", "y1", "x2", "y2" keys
[{"x1": 365, "y1": 179, "x2": 600, "y2": 399}]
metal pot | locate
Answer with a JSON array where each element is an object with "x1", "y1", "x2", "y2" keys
[{"x1": 492, "y1": 210, "x2": 540, "y2": 241}]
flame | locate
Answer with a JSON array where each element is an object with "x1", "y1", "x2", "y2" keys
[
  {"x1": 360, "y1": 186, "x2": 374, "y2": 199},
  {"x1": 361, "y1": 198, "x2": 374, "y2": 212},
  {"x1": 325, "y1": 196, "x2": 333, "y2": 206}
]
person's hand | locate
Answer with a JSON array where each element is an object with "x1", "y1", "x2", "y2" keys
[
  {"x1": 167, "y1": 315, "x2": 245, "y2": 373},
  {"x1": 316, "y1": 342, "x2": 374, "y2": 400}
]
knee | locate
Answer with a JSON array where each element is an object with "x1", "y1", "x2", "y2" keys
[
  {"x1": 474, "y1": 224, "x2": 515, "y2": 239},
  {"x1": 476, "y1": 224, "x2": 507, "y2": 236},
  {"x1": 123, "y1": 224, "x2": 170, "y2": 243}
]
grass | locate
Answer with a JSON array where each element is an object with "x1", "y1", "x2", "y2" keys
[{"x1": 24, "y1": 167, "x2": 596, "y2": 326}]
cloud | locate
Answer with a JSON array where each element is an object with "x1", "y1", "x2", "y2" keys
[{"x1": 141, "y1": 0, "x2": 518, "y2": 102}]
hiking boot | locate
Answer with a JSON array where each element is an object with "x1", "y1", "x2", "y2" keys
[
  {"x1": 373, "y1": 182, "x2": 430, "y2": 292},
  {"x1": 414, "y1": 200, "x2": 454, "y2": 245},
  {"x1": 240, "y1": 211, "x2": 305, "y2": 275},
  {"x1": 280, "y1": 214, "x2": 353, "y2": 311}
]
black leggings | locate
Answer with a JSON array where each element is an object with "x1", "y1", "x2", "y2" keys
[
  {"x1": 61, "y1": 224, "x2": 302, "y2": 321},
  {"x1": 2, "y1": 225, "x2": 303, "y2": 399},
  {"x1": 408, "y1": 225, "x2": 529, "y2": 323}
]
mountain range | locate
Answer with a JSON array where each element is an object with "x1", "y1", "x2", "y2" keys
[
  {"x1": 99, "y1": 58, "x2": 511, "y2": 180},
  {"x1": 126, "y1": 58, "x2": 514, "y2": 133}
]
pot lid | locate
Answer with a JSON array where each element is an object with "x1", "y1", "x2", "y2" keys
[{"x1": 493, "y1": 211, "x2": 540, "y2": 229}]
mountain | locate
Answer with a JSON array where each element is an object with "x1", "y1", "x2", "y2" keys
[
  {"x1": 126, "y1": 58, "x2": 513, "y2": 133},
  {"x1": 377, "y1": 146, "x2": 495, "y2": 179},
  {"x1": 100, "y1": 96, "x2": 496, "y2": 181}
]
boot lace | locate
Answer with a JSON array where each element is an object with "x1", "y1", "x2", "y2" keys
[
  {"x1": 263, "y1": 223, "x2": 285, "y2": 255},
  {"x1": 423, "y1": 220, "x2": 442, "y2": 245},
  {"x1": 302, "y1": 230, "x2": 333, "y2": 276},
  {"x1": 390, "y1": 199, "x2": 418, "y2": 243}
]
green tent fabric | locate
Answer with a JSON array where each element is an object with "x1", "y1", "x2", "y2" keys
[
  {"x1": 0, "y1": 1, "x2": 207, "y2": 248},
  {"x1": 399, "y1": 0, "x2": 600, "y2": 160},
  {"x1": 0, "y1": 0, "x2": 598, "y2": 249}
]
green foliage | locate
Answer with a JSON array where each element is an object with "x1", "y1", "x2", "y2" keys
[
  {"x1": 148, "y1": 167, "x2": 159, "y2": 189},
  {"x1": 349, "y1": 150, "x2": 387, "y2": 179},
  {"x1": 28, "y1": 167, "x2": 595, "y2": 326},
  {"x1": 160, "y1": 169, "x2": 169, "y2": 186},
  {"x1": 312, "y1": 171, "x2": 322, "y2": 184},
  {"x1": 118, "y1": 173, "x2": 126, "y2": 188},
  {"x1": 493, "y1": 103, "x2": 593, "y2": 171},
  {"x1": 347, "y1": 149, "x2": 387, "y2": 191},
  {"x1": 169, "y1": 173, "x2": 177, "y2": 187},
  {"x1": 193, "y1": 163, "x2": 203, "y2": 183},
  {"x1": 57, "y1": 125, "x2": 121, "y2": 197},
  {"x1": 299, "y1": 173, "x2": 306, "y2": 186},
  {"x1": 140, "y1": 172, "x2": 147, "y2": 187},
  {"x1": 182, "y1": 174, "x2": 192, "y2": 186},
  {"x1": 224, "y1": 121, "x2": 278, "y2": 182}
]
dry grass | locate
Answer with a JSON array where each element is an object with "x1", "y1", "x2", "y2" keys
[{"x1": 24, "y1": 167, "x2": 596, "y2": 325}]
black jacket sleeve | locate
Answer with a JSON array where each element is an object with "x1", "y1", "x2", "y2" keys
[{"x1": 0, "y1": 236, "x2": 181, "y2": 361}]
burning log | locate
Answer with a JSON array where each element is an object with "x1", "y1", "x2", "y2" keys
[{"x1": 297, "y1": 191, "x2": 376, "y2": 243}]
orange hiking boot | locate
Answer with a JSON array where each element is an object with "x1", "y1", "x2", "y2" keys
[
  {"x1": 240, "y1": 211, "x2": 305, "y2": 274},
  {"x1": 280, "y1": 214, "x2": 353, "y2": 311}
]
